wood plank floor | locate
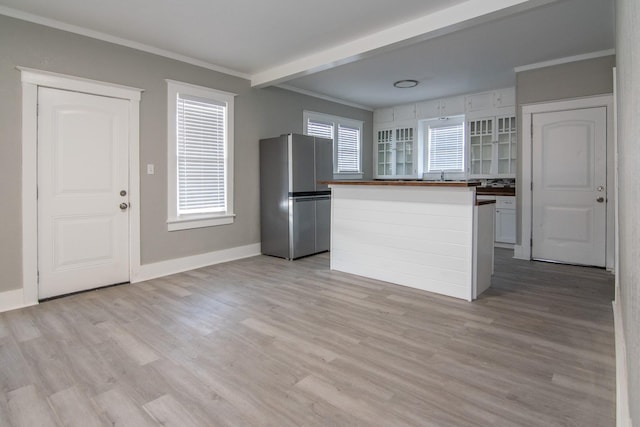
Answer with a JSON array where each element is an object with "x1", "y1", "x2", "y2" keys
[{"x1": 0, "y1": 249, "x2": 615, "y2": 426}]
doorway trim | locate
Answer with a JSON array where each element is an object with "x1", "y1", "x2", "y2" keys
[
  {"x1": 517, "y1": 94, "x2": 614, "y2": 270},
  {"x1": 19, "y1": 67, "x2": 143, "y2": 306}
]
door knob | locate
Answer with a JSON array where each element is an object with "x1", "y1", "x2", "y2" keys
[
  {"x1": 119, "y1": 203, "x2": 129, "y2": 210},
  {"x1": 596, "y1": 197, "x2": 605, "y2": 203}
]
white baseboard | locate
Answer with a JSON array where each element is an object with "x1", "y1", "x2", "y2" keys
[
  {"x1": 494, "y1": 242, "x2": 515, "y2": 249},
  {"x1": 0, "y1": 288, "x2": 38, "y2": 313},
  {"x1": 1, "y1": 243, "x2": 261, "y2": 313},
  {"x1": 613, "y1": 299, "x2": 632, "y2": 427},
  {"x1": 132, "y1": 243, "x2": 261, "y2": 283}
]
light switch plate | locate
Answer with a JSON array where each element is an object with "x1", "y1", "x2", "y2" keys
[{"x1": 147, "y1": 164, "x2": 155, "y2": 175}]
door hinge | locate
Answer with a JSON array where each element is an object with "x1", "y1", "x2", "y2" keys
[
  {"x1": 531, "y1": 181, "x2": 533, "y2": 191},
  {"x1": 530, "y1": 121, "x2": 533, "y2": 137},
  {"x1": 530, "y1": 238, "x2": 533, "y2": 247}
]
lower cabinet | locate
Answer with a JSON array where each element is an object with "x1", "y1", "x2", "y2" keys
[
  {"x1": 495, "y1": 196, "x2": 516, "y2": 245},
  {"x1": 477, "y1": 194, "x2": 516, "y2": 246}
]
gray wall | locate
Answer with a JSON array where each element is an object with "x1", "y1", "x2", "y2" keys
[
  {"x1": 0, "y1": 15, "x2": 373, "y2": 293},
  {"x1": 514, "y1": 55, "x2": 615, "y2": 243},
  {"x1": 615, "y1": 0, "x2": 639, "y2": 422}
]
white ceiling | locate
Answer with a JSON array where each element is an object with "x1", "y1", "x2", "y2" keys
[{"x1": 0, "y1": 0, "x2": 614, "y2": 109}]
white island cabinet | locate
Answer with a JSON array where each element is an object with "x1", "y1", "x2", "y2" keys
[{"x1": 325, "y1": 181, "x2": 495, "y2": 301}]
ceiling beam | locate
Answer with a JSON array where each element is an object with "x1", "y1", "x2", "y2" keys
[{"x1": 251, "y1": 0, "x2": 558, "y2": 88}]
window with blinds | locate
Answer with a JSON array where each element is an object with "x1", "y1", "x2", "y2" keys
[
  {"x1": 307, "y1": 119, "x2": 333, "y2": 140},
  {"x1": 177, "y1": 95, "x2": 226, "y2": 215},
  {"x1": 337, "y1": 125, "x2": 360, "y2": 173},
  {"x1": 425, "y1": 117, "x2": 465, "y2": 172},
  {"x1": 167, "y1": 80, "x2": 236, "y2": 231},
  {"x1": 304, "y1": 111, "x2": 363, "y2": 176}
]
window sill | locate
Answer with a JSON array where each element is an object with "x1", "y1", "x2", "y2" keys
[
  {"x1": 167, "y1": 213, "x2": 235, "y2": 231},
  {"x1": 333, "y1": 173, "x2": 363, "y2": 180}
]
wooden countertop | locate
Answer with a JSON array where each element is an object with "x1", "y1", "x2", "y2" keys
[
  {"x1": 322, "y1": 180, "x2": 480, "y2": 187},
  {"x1": 475, "y1": 187, "x2": 516, "y2": 196},
  {"x1": 476, "y1": 199, "x2": 497, "y2": 206}
]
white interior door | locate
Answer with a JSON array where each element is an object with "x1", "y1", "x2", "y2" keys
[
  {"x1": 38, "y1": 87, "x2": 130, "y2": 299},
  {"x1": 532, "y1": 107, "x2": 607, "y2": 266}
]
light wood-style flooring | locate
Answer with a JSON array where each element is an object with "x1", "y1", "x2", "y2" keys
[{"x1": 0, "y1": 249, "x2": 615, "y2": 426}]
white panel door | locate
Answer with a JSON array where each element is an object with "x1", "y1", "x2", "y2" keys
[
  {"x1": 38, "y1": 87, "x2": 130, "y2": 299},
  {"x1": 532, "y1": 107, "x2": 606, "y2": 266}
]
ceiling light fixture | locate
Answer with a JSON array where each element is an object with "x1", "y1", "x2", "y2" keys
[{"x1": 393, "y1": 79, "x2": 419, "y2": 88}]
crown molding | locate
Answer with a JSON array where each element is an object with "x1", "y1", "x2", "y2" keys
[{"x1": 0, "y1": 6, "x2": 250, "y2": 80}]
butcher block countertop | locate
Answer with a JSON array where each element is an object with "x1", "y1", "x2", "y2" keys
[
  {"x1": 322, "y1": 180, "x2": 480, "y2": 187},
  {"x1": 476, "y1": 186, "x2": 516, "y2": 196}
]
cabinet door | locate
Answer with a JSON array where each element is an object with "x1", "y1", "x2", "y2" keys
[
  {"x1": 496, "y1": 116, "x2": 517, "y2": 176},
  {"x1": 376, "y1": 126, "x2": 416, "y2": 178},
  {"x1": 496, "y1": 208, "x2": 516, "y2": 244},
  {"x1": 394, "y1": 126, "x2": 415, "y2": 177},
  {"x1": 466, "y1": 92, "x2": 494, "y2": 112},
  {"x1": 416, "y1": 99, "x2": 440, "y2": 119},
  {"x1": 468, "y1": 115, "x2": 517, "y2": 178},
  {"x1": 469, "y1": 118, "x2": 494, "y2": 176},
  {"x1": 376, "y1": 129, "x2": 393, "y2": 176}
]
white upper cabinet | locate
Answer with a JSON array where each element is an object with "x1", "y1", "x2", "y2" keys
[
  {"x1": 376, "y1": 124, "x2": 417, "y2": 178},
  {"x1": 394, "y1": 104, "x2": 416, "y2": 121},
  {"x1": 373, "y1": 87, "x2": 516, "y2": 179},
  {"x1": 468, "y1": 115, "x2": 517, "y2": 178},
  {"x1": 465, "y1": 87, "x2": 515, "y2": 118},
  {"x1": 493, "y1": 87, "x2": 515, "y2": 108},
  {"x1": 416, "y1": 99, "x2": 440, "y2": 119},
  {"x1": 439, "y1": 96, "x2": 466, "y2": 117},
  {"x1": 416, "y1": 96, "x2": 465, "y2": 119},
  {"x1": 373, "y1": 107, "x2": 394, "y2": 123},
  {"x1": 465, "y1": 92, "x2": 495, "y2": 112}
]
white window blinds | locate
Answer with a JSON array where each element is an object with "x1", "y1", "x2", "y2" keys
[
  {"x1": 337, "y1": 125, "x2": 360, "y2": 173},
  {"x1": 304, "y1": 112, "x2": 363, "y2": 175},
  {"x1": 427, "y1": 121, "x2": 465, "y2": 172},
  {"x1": 177, "y1": 94, "x2": 226, "y2": 214},
  {"x1": 307, "y1": 119, "x2": 334, "y2": 140}
]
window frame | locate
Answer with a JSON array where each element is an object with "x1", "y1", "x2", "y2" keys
[
  {"x1": 303, "y1": 111, "x2": 364, "y2": 179},
  {"x1": 166, "y1": 79, "x2": 236, "y2": 231},
  {"x1": 419, "y1": 115, "x2": 467, "y2": 180}
]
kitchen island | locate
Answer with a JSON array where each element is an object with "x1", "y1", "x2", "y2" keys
[{"x1": 323, "y1": 181, "x2": 495, "y2": 301}]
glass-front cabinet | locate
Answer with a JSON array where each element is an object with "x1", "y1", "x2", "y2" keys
[
  {"x1": 377, "y1": 129, "x2": 393, "y2": 176},
  {"x1": 468, "y1": 115, "x2": 516, "y2": 178},
  {"x1": 496, "y1": 116, "x2": 517, "y2": 175},
  {"x1": 469, "y1": 118, "x2": 494, "y2": 176},
  {"x1": 376, "y1": 125, "x2": 416, "y2": 178}
]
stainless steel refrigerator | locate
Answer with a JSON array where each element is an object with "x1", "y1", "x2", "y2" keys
[{"x1": 260, "y1": 133, "x2": 333, "y2": 259}]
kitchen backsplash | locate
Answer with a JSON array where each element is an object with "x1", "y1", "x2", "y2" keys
[{"x1": 477, "y1": 178, "x2": 516, "y2": 188}]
